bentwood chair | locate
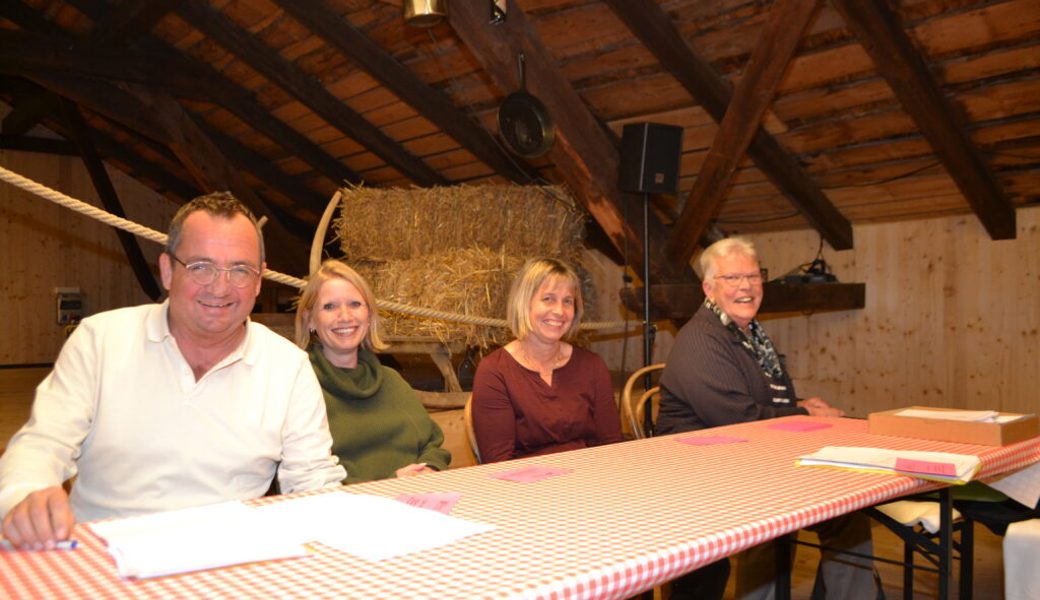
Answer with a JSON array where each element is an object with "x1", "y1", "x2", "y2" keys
[
  {"x1": 463, "y1": 393, "x2": 481, "y2": 464},
  {"x1": 621, "y1": 363, "x2": 665, "y2": 439}
]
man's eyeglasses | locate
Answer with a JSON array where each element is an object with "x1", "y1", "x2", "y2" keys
[
  {"x1": 714, "y1": 272, "x2": 764, "y2": 287},
  {"x1": 170, "y1": 255, "x2": 260, "y2": 288}
]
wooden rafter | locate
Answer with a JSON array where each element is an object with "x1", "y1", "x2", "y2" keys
[
  {"x1": 39, "y1": 0, "x2": 367, "y2": 189},
  {"x1": 176, "y1": 2, "x2": 448, "y2": 187},
  {"x1": 666, "y1": 0, "x2": 821, "y2": 273},
  {"x1": 23, "y1": 68, "x2": 307, "y2": 271},
  {"x1": 0, "y1": 0, "x2": 181, "y2": 139},
  {"x1": 448, "y1": 0, "x2": 694, "y2": 286},
  {"x1": 604, "y1": 0, "x2": 854, "y2": 251},
  {"x1": 830, "y1": 0, "x2": 1016, "y2": 240},
  {"x1": 273, "y1": 0, "x2": 539, "y2": 185},
  {"x1": 59, "y1": 98, "x2": 163, "y2": 301}
]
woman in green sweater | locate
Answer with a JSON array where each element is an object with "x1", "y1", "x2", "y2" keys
[{"x1": 294, "y1": 259, "x2": 450, "y2": 483}]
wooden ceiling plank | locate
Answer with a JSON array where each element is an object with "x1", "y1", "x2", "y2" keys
[
  {"x1": 176, "y1": 2, "x2": 447, "y2": 187},
  {"x1": 666, "y1": 0, "x2": 821, "y2": 273},
  {"x1": 830, "y1": 0, "x2": 1015, "y2": 240},
  {"x1": 273, "y1": 0, "x2": 539, "y2": 185},
  {"x1": 23, "y1": 68, "x2": 307, "y2": 271},
  {"x1": 0, "y1": 0, "x2": 181, "y2": 140},
  {"x1": 84, "y1": 0, "x2": 184, "y2": 47},
  {"x1": 604, "y1": 0, "x2": 854, "y2": 250},
  {"x1": 65, "y1": 0, "x2": 363, "y2": 189},
  {"x1": 59, "y1": 98, "x2": 164, "y2": 301},
  {"x1": 448, "y1": 0, "x2": 694, "y2": 286}
]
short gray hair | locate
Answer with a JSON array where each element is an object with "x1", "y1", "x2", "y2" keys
[{"x1": 699, "y1": 237, "x2": 757, "y2": 281}]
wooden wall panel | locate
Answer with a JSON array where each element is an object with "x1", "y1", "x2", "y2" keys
[
  {"x1": 591, "y1": 208, "x2": 1038, "y2": 417},
  {"x1": 742, "y1": 207, "x2": 1040, "y2": 415},
  {"x1": 0, "y1": 150, "x2": 178, "y2": 365}
]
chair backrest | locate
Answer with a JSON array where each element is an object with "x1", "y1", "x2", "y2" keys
[
  {"x1": 621, "y1": 363, "x2": 665, "y2": 439},
  {"x1": 463, "y1": 393, "x2": 481, "y2": 464}
]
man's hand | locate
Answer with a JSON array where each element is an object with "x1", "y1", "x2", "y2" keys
[
  {"x1": 1, "y1": 486, "x2": 75, "y2": 550},
  {"x1": 798, "y1": 396, "x2": 845, "y2": 418}
]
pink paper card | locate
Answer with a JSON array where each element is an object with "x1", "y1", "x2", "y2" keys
[
  {"x1": 395, "y1": 491, "x2": 462, "y2": 515},
  {"x1": 677, "y1": 435, "x2": 748, "y2": 446},
  {"x1": 894, "y1": 458, "x2": 957, "y2": 477},
  {"x1": 768, "y1": 421, "x2": 833, "y2": 432},
  {"x1": 491, "y1": 464, "x2": 572, "y2": 483}
]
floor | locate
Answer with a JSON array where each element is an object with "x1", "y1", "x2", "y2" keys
[{"x1": 0, "y1": 367, "x2": 1008, "y2": 598}]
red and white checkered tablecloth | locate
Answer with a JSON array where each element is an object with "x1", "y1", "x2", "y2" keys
[{"x1": 3, "y1": 416, "x2": 1038, "y2": 600}]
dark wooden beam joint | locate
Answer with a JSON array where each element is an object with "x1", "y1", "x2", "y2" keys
[
  {"x1": 665, "y1": 0, "x2": 821, "y2": 273},
  {"x1": 605, "y1": 0, "x2": 853, "y2": 251}
]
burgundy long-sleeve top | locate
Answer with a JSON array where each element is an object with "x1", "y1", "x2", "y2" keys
[{"x1": 471, "y1": 345, "x2": 623, "y2": 463}]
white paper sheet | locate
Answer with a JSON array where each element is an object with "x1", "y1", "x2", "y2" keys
[
  {"x1": 255, "y1": 492, "x2": 495, "y2": 561},
  {"x1": 986, "y1": 462, "x2": 1040, "y2": 509},
  {"x1": 797, "y1": 446, "x2": 982, "y2": 483},
  {"x1": 895, "y1": 408, "x2": 1001, "y2": 422},
  {"x1": 88, "y1": 502, "x2": 308, "y2": 579}
]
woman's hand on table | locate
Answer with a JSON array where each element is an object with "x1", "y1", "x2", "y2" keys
[
  {"x1": 2, "y1": 486, "x2": 75, "y2": 550},
  {"x1": 395, "y1": 463, "x2": 434, "y2": 477}
]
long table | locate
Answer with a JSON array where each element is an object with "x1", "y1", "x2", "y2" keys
[{"x1": 3, "y1": 416, "x2": 1038, "y2": 600}]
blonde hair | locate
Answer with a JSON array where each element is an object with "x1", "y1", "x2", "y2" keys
[
  {"x1": 294, "y1": 259, "x2": 387, "y2": 352},
  {"x1": 506, "y1": 257, "x2": 583, "y2": 341},
  {"x1": 699, "y1": 237, "x2": 757, "y2": 282}
]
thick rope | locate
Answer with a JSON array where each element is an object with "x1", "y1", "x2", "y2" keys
[{"x1": 0, "y1": 164, "x2": 639, "y2": 331}]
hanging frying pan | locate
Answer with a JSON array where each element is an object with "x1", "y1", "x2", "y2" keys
[{"x1": 498, "y1": 53, "x2": 556, "y2": 158}]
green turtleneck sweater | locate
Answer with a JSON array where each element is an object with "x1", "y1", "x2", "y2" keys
[{"x1": 308, "y1": 344, "x2": 451, "y2": 483}]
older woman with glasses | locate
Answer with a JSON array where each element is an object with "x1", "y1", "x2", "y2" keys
[
  {"x1": 656, "y1": 237, "x2": 878, "y2": 600},
  {"x1": 295, "y1": 259, "x2": 450, "y2": 483}
]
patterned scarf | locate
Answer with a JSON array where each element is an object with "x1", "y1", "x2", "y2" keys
[{"x1": 705, "y1": 299, "x2": 785, "y2": 380}]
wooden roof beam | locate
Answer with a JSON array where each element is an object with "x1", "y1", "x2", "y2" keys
[
  {"x1": 24, "y1": 70, "x2": 307, "y2": 271},
  {"x1": 830, "y1": 0, "x2": 1015, "y2": 240},
  {"x1": 604, "y1": 0, "x2": 853, "y2": 251},
  {"x1": 273, "y1": 0, "x2": 539, "y2": 185},
  {"x1": 59, "y1": 98, "x2": 163, "y2": 301},
  {"x1": 176, "y1": 2, "x2": 448, "y2": 187},
  {"x1": 667, "y1": 0, "x2": 821, "y2": 273},
  {"x1": 0, "y1": 0, "x2": 181, "y2": 139},
  {"x1": 60, "y1": 0, "x2": 364, "y2": 189},
  {"x1": 448, "y1": 0, "x2": 694, "y2": 286}
]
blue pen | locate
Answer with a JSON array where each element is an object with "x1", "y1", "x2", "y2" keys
[{"x1": 0, "y1": 539, "x2": 78, "y2": 551}]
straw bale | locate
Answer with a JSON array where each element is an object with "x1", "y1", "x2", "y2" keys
[
  {"x1": 353, "y1": 247, "x2": 599, "y2": 348},
  {"x1": 333, "y1": 184, "x2": 596, "y2": 347},
  {"x1": 335, "y1": 184, "x2": 585, "y2": 262},
  {"x1": 355, "y1": 247, "x2": 521, "y2": 347}
]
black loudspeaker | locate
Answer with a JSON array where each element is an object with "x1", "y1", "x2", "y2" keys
[{"x1": 618, "y1": 122, "x2": 683, "y2": 196}]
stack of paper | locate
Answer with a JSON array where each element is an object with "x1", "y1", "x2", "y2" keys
[
  {"x1": 89, "y1": 502, "x2": 307, "y2": 579},
  {"x1": 797, "y1": 446, "x2": 982, "y2": 483},
  {"x1": 89, "y1": 492, "x2": 496, "y2": 579},
  {"x1": 895, "y1": 408, "x2": 1023, "y2": 423}
]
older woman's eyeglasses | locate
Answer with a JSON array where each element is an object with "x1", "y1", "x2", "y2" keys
[
  {"x1": 171, "y1": 255, "x2": 260, "y2": 288},
  {"x1": 714, "y1": 272, "x2": 763, "y2": 287}
]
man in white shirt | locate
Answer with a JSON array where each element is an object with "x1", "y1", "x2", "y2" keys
[{"x1": 0, "y1": 192, "x2": 345, "y2": 549}]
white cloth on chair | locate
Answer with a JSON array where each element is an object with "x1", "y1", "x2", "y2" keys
[
  {"x1": 1003, "y1": 518, "x2": 1040, "y2": 600},
  {"x1": 875, "y1": 500, "x2": 961, "y2": 534}
]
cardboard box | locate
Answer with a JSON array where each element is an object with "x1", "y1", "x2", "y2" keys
[{"x1": 868, "y1": 406, "x2": 1039, "y2": 446}]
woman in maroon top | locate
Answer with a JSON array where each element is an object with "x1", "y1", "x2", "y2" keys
[{"x1": 471, "y1": 258, "x2": 622, "y2": 463}]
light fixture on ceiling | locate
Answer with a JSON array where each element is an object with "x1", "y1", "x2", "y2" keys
[
  {"x1": 404, "y1": 0, "x2": 447, "y2": 27},
  {"x1": 490, "y1": 0, "x2": 506, "y2": 24}
]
